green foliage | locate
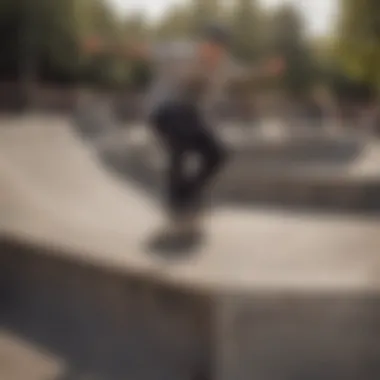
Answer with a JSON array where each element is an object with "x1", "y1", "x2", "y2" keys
[
  {"x1": 128, "y1": 59, "x2": 153, "y2": 89},
  {"x1": 265, "y1": 5, "x2": 316, "y2": 95},
  {"x1": 229, "y1": 0, "x2": 261, "y2": 62},
  {"x1": 189, "y1": 0, "x2": 222, "y2": 36},
  {"x1": 337, "y1": 0, "x2": 380, "y2": 93},
  {"x1": 0, "y1": 0, "x2": 333, "y2": 94},
  {"x1": 154, "y1": 5, "x2": 193, "y2": 39},
  {"x1": 0, "y1": 0, "x2": 21, "y2": 79}
]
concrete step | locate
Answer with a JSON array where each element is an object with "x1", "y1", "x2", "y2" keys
[{"x1": 111, "y1": 145, "x2": 380, "y2": 213}]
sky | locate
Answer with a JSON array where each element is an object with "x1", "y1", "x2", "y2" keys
[{"x1": 107, "y1": 0, "x2": 339, "y2": 36}]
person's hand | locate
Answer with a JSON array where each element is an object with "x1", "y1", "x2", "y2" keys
[
  {"x1": 82, "y1": 37, "x2": 104, "y2": 54},
  {"x1": 262, "y1": 56, "x2": 286, "y2": 77},
  {"x1": 129, "y1": 42, "x2": 150, "y2": 59}
]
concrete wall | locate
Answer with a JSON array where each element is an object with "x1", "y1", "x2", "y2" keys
[
  {"x1": 216, "y1": 294, "x2": 380, "y2": 380},
  {"x1": 0, "y1": 237, "x2": 212, "y2": 380},
  {"x1": 2, "y1": 236, "x2": 380, "y2": 380}
]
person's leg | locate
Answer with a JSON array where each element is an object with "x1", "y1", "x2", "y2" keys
[
  {"x1": 152, "y1": 102, "x2": 227, "y2": 231},
  {"x1": 167, "y1": 148, "x2": 188, "y2": 219},
  {"x1": 151, "y1": 103, "x2": 190, "y2": 221},
  {"x1": 182, "y1": 107, "x2": 228, "y2": 215}
]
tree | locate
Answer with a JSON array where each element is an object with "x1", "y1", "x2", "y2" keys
[
  {"x1": 189, "y1": 0, "x2": 222, "y2": 36},
  {"x1": 0, "y1": 0, "x2": 22, "y2": 80},
  {"x1": 37, "y1": 0, "x2": 82, "y2": 82},
  {"x1": 154, "y1": 0, "x2": 223, "y2": 40},
  {"x1": 75, "y1": 0, "x2": 129, "y2": 86},
  {"x1": 337, "y1": 0, "x2": 380, "y2": 93},
  {"x1": 229, "y1": 0, "x2": 261, "y2": 62},
  {"x1": 265, "y1": 4, "x2": 315, "y2": 95},
  {"x1": 154, "y1": 4, "x2": 193, "y2": 39}
]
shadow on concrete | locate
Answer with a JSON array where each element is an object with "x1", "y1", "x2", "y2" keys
[{"x1": 146, "y1": 230, "x2": 205, "y2": 260}]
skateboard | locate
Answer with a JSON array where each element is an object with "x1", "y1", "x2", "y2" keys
[{"x1": 147, "y1": 222, "x2": 206, "y2": 255}]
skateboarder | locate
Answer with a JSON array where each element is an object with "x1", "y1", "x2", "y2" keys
[{"x1": 145, "y1": 24, "x2": 285, "y2": 237}]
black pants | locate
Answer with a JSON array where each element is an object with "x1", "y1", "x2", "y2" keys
[{"x1": 151, "y1": 102, "x2": 227, "y2": 217}]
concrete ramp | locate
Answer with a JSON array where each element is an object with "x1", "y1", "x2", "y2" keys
[
  {"x1": 2, "y1": 118, "x2": 380, "y2": 380},
  {"x1": 0, "y1": 120, "x2": 158, "y2": 230}
]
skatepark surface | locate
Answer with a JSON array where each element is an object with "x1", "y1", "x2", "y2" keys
[
  {"x1": 0, "y1": 330, "x2": 64, "y2": 380},
  {"x1": 4, "y1": 116, "x2": 380, "y2": 380},
  {"x1": 1, "y1": 115, "x2": 380, "y2": 293}
]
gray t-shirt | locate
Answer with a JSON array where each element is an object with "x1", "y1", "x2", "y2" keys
[{"x1": 144, "y1": 40, "x2": 245, "y2": 122}]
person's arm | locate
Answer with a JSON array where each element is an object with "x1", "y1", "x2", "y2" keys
[
  {"x1": 229, "y1": 57, "x2": 285, "y2": 86},
  {"x1": 130, "y1": 43, "x2": 155, "y2": 62},
  {"x1": 82, "y1": 38, "x2": 154, "y2": 63}
]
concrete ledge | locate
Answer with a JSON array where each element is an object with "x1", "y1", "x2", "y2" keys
[
  {"x1": 2, "y1": 235, "x2": 380, "y2": 380},
  {"x1": 216, "y1": 294, "x2": 380, "y2": 380},
  {"x1": 113, "y1": 139, "x2": 380, "y2": 213},
  {"x1": 0, "y1": 237, "x2": 212, "y2": 380},
  {"x1": 217, "y1": 169, "x2": 380, "y2": 211}
]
